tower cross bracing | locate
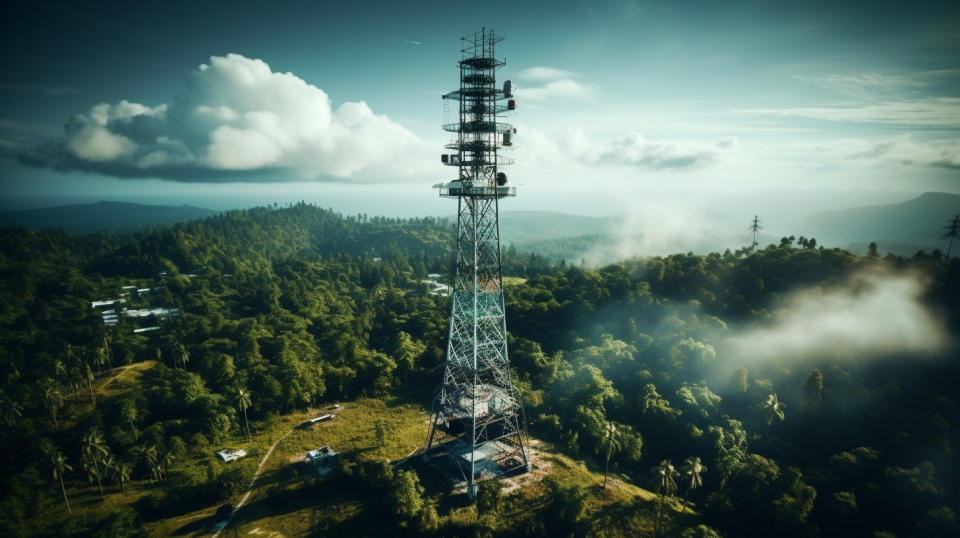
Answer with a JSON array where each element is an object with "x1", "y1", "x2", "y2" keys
[{"x1": 426, "y1": 28, "x2": 529, "y2": 499}]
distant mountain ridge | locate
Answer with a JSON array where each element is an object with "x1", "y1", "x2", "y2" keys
[
  {"x1": 805, "y1": 192, "x2": 959, "y2": 254},
  {"x1": 498, "y1": 210, "x2": 616, "y2": 242},
  {"x1": 0, "y1": 201, "x2": 219, "y2": 232}
]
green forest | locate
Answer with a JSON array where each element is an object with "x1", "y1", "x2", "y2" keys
[{"x1": 1, "y1": 203, "x2": 957, "y2": 537}]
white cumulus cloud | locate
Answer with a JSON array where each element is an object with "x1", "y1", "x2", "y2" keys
[
  {"x1": 520, "y1": 66, "x2": 576, "y2": 82},
  {"x1": 515, "y1": 65, "x2": 594, "y2": 103},
  {"x1": 18, "y1": 53, "x2": 431, "y2": 182}
]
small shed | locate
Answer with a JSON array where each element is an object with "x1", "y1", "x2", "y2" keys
[{"x1": 216, "y1": 448, "x2": 247, "y2": 462}]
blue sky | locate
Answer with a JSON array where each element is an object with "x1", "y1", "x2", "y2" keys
[{"x1": 0, "y1": 0, "x2": 957, "y2": 224}]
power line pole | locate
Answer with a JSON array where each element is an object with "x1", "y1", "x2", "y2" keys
[
  {"x1": 943, "y1": 214, "x2": 960, "y2": 260},
  {"x1": 749, "y1": 215, "x2": 762, "y2": 248}
]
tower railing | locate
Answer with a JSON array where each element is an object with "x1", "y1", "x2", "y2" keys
[{"x1": 426, "y1": 28, "x2": 529, "y2": 500}]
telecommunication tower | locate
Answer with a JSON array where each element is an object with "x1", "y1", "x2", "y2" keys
[{"x1": 426, "y1": 28, "x2": 529, "y2": 499}]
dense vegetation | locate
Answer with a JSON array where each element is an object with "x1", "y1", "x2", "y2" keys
[{"x1": 0, "y1": 203, "x2": 957, "y2": 536}]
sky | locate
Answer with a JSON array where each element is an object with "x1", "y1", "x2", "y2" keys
[{"x1": 0, "y1": 0, "x2": 957, "y2": 229}]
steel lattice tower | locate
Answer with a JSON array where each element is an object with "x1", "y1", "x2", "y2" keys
[{"x1": 426, "y1": 28, "x2": 529, "y2": 499}]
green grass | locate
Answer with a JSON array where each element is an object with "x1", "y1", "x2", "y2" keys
[
  {"x1": 40, "y1": 376, "x2": 690, "y2": 537},
  {"x1": 143, "y1": 398, "x2": 432, "y2": 537},
  {"x1": 95, "y1": 359, "x2": 158, "y2": 397}
]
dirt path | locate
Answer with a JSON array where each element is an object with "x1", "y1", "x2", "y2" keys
[
  {"x1": 98, "y1": 363, "x2": 136, "y2": 390},
  {"x1": 212, "y1": 428, "x2": 293, "y2": 537}
]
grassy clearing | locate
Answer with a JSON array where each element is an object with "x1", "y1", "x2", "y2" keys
[
  {"x1": 58, "y1": 359, "x2": 158, "y2": 430},
  {"x1": 502, "y1": 276, "x2": 528, "y2": 286},
  {"x1": 433, "y1": 442, "x2": 688, "y2": 536},
  {"x1": 143, "y1": 398, "x2": 431, "y2": 537},
  {"x1": 95, "y1": 359, "x2": 157, "y2": 397},
  {"x1": 46, "y1": 387, "x2": 684, "y2": 537}
]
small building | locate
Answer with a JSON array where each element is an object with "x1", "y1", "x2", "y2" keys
[
  {"x1": 306, "y1": 446, "x2": 338, "y2": 463},
  {"x1": 298, "y1": 414, "x2": 335, "y2": 429},
  {"x1": 216, "y1": 449, "x2": 247, "y2": 462},
  {"x1": 306, "y1": 446, "x2": 338, "y2": 475}
]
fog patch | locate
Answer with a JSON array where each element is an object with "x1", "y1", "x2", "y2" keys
[
  {"x1": 582, "y1": 201, "x2": 744, "y2": 265},
  {"x1": 726, "y1": 268, "x2": 947, "y2": 363}
]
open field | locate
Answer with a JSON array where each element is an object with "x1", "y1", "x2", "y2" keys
[{"x1": 26, "y1": 360, "x2": 684, "y2": 537}]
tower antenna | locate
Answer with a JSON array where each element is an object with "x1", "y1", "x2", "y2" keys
[{"x1": 426, "y1": 28, "x2": 529, "y2": 499}]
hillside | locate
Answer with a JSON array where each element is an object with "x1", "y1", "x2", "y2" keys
[
  {"x1": 804, "y1": 192, "x2": 959, "y2": 254},
  {"x1": 0, "y1": 201, "x2": 220, "y2": 232},
  {"x1": 502, "y1": 208, "x2": 748, "y2": 265},
  {"x1": 0, "y1": 204, "x2": 957, "y2": 537},
  {"x1": 499, "y1": 211, "x2": 616, "y2": 242}
]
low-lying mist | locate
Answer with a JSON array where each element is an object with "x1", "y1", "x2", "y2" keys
[
  {"x1": 724, "y1": 268, "x2": 948, "y2": 364},
  {"x1": 582, "y1": 202, "x2": 747, "y2": 266}
]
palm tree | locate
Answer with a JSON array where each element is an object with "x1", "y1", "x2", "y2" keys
[
  {"x1": 84, "y1": 362, "x2": 96, "y2": 407},
  {"x1": 158, "y1": 449, "x2": 175, "y2": 481},
  {"x1": 94, "y1": 345, "x2": 107, "y2": 375},
  {"x1": 43, "y1": 381, "x2": 63, "y2": 429},
  {"x1": 67, "y1": 366, "x2": 82, "y2": 400},
  {"x1": 237, "y1": 387, "x2": 252, "y2": 441},
  {"x1": 103, "y1": 454, "x2": 124, "y2": 491},
  {"x1": 53, "y1": 359, "x2": 67, "y2": 381},
  {"x1": 82, "y1": 451, "x2": 105, "y2": 500},
  {"x1": 0, "y1": 391, "x2": 23, "y2": 426},
  {"x1": 120, "y1": 398, "x2": 139, "y2": 440},
  {"x1": 679, "y1": 456, "x2": 707, "y2": 507},
  {"x1": 177, "y1": 343, "x2": 191, "y2": 370},
  {"x1": 133, "y1": 443, "x2": 158, "y2": 482},
  {"x1": 64, "y1": 344, "x2": 82, "y2": 400},
  {"x1": 600, "y1": 421, "x2": 621, "y2": 489},
  {"x1": 763, "y1": 393, "x2": 786, "y2": 425},
  {"x1": 653, "y1": 459, "x2": 678, "y2": 535},
  {"x1": 115, "y1": 461, "x2": 131, "y2": 492},
  {"x1": 82, "y1": 428, "x2": 110, "y2": 499},
  {"x1": 51, "y1": 451, "x2": 72, "y2": 513},
  {"x1": 151, "y1": 462, "x2": 164, "y2": 482},
  {"x1": 101, "y1": 334, "x2": 113, "y2": 370}
]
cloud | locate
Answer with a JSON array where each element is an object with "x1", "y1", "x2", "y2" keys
[
  {"x1": 844, "y1": 136, "x2": 960, "y2": 170},
  {"x1": 742, "y1": 70, "x2": 960, "y2": 127},
  {"x1": 11, "y1": 53, "x2": 431, "y2": 182},
  {"x1": 561, "y1": 127, "x2": 734, "y2": 169},
  {"x1": 793, "y1": 73, "x2": 928, "y2": 100},
  {"x1": 0, "y1": 119, "x2": 54, "y2": 159},
  {"x1": 515, "y1": 65, "x2": 593, "y2": 102},
  {"x1": 520, "y1": 66, "x2": 576, "y2": 81},
  {"x1": 794, "y1": 70, "x2": 960, "y2": 101},
  {"x1": 726, "y1": 269, "x2": 947, "y2": 363},
  {"x1": 520, "y1": 79, "x2": 593, "y2": 102},
  {"x1": 780, "y1": 135, "x2": 960, "y2": 170},
  {"x1": 403, "y1": 39, "x2": 421, "y2": 46},
  {"x1": 738, "y1": 98, "x2": 960, "y2": 127}
]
